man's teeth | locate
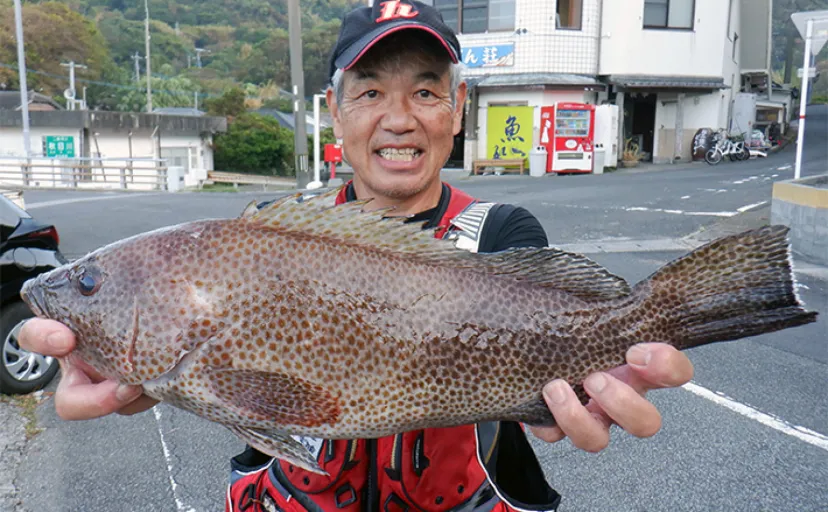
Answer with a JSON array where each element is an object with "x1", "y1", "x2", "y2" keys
[{"x1": 378, "y1": 148, "x2": 421, "y2": 161}]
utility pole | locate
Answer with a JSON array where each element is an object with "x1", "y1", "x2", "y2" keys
[
  {"x1": 194, "y1": 48, "x2": 210, "y2": 68},
  {"x1": 288, "y1": 0, "x2": 310, "y2": 188},
  {"x1": 61, "y1": 61, "x2": 87, "y2": 110},
  {"x1": 131, "y1": 52, "x2": 143, "y2": 82},
  {"x1": 144, "y1": 0, "x2": 152, "y2": 113},
  {"x1": 13, "y1": 0, "x2": 30, "y2": 158}
]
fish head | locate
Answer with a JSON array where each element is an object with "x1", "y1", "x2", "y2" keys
[{"x1": 20, "y1": 221, "x2": 223, "y2": 384}]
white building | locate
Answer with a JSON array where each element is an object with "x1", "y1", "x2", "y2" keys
[
  {"x1": 0, "y1": 92, "x2": 227, "y2": 190},
  {"x1": 419, "y1": 0, "x2": 776, "y2": 168}
]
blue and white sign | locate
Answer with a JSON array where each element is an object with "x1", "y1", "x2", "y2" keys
[{"x1": 462, "y1": 43, "x2": 515, "y2": 68}]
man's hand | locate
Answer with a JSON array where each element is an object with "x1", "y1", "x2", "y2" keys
[
  {"x1": 530, "y1": 343, "x2": 694, "y2": 452},
  {"x1": 18, "y1": 318, "x2": 157, "y2": 420}
]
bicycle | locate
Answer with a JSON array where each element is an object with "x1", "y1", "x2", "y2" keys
[{"x1": 705, "y1": 130, "x2": 749, "y2": 165}]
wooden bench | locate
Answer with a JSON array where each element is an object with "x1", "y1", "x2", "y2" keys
[{"x1": 472, "y1": 159, "x2": 525, "y2": 175}]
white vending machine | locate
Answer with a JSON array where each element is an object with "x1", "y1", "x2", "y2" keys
[{"x1": 593, "y1": 104, "x2": 619, "y2": 172}]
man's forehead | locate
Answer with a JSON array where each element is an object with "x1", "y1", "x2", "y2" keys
[{"x1": 346, "y1": 59, "x2": 450, "y2": 83}]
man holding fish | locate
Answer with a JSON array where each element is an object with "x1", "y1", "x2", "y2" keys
[{"x1": 22, "y1": 1, "x2": 813, "y2": 511}]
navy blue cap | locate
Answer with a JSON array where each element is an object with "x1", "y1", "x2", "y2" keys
[{"x1": 329, "y1": 0, "x2": 461, "y2": 80}]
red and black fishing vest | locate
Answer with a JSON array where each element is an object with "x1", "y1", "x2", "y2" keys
[{"x1": 226, "y1": 183, "x2": 561, "y2": 512}]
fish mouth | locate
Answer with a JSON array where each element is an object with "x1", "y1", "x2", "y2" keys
[
  {"x1": 21, "y1": 268, "x2": 68, "y2": 319},
  {"x1": 20, "y1": 278, "x2": 48, "y2": 318}
]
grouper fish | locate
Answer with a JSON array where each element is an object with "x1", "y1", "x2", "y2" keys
[{"x1": 20, "y1": 188, "x2": 818, "y2": 473}]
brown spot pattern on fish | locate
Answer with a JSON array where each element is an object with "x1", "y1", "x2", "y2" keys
[{"x1": 18, "y1": 189, "x2": 817, "y2": 462}]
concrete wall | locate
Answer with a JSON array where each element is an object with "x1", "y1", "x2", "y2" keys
[
  {"x1": 739, "y1": 0, "x2": 771, "y2": 72},
  {"x1": 0, "y1": 127, "x2": 83, "y2": 158},
  {"x1": 771, "y1": 175, "x2": 828, "y2": 265},
  {"x1": 653, "y1": 91, "x2": 727, "y2": 162},
  {"x1": 599, "y1": 0, "x2": 731, "y2": 78}
]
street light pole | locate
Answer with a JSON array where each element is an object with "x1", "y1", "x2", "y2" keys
[
  {"x1": 287, "y1": 0, "x2": 310, "y2": 189},
  {"x1": 794, "y1": 18, "x2": 813, "y2": 181},
  {"x1": 308, "y1": 93, "x2": 325, "y2": 189},
  {"x1": 13, "y1": 0, "x2": 30, "y2": 158},
  {"x1": 145, "y1": 0, "x2": 153, "y2": 113}
]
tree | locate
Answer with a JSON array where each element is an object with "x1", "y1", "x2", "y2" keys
[
  {"x1": 212, "y1": 112, "x2": 295, "y2": 175},
  {"x1": 0, "y1": 1, "x2": 116, "y2": 96},
  {"x1": 204, "y1": 86, "x2": 246, "y2": 117}
]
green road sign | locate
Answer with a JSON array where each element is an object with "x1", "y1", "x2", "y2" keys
[{"x1": 43, "y1": 136, "x2": 76, "y2": 158}]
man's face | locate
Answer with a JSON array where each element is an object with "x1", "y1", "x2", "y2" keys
[{"x1": 327, "y1": 48, "x2": 466, "y2": 201}]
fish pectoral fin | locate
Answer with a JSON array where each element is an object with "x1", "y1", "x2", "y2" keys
[
  {"x1": 226, "y1": 425, "x2": 327, "y2": 475},
  {"x1": 207, "y1": 367, "x2": 341, "y2": 428}
]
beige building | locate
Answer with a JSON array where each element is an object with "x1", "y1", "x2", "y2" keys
[{"x1": 414, "y1": 0, "x2": 776, "y2": 167}]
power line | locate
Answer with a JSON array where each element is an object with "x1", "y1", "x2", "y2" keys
[{"x1": 0, "y1": 61, "x2": 220, "y2": 99}]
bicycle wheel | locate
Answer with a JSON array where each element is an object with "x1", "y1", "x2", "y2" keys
[
  {"x1": 738, "y1": 146, "x2": 750, "y2": 161},
  {"x1": 705, "y1": 148, "x2": 722, "y2": 165}
]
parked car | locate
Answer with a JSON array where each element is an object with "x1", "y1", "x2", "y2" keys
[{"x1": 0, "y1": 192, "x2": 68, "y2": 394}]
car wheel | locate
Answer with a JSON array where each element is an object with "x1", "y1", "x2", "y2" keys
[{"x1": 0, "y1": 301, "x2": 59, "y2": 395}]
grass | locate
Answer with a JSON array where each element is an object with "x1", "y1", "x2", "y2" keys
[
  {"x1": 190, "y1": 183, "x2": 240, "y2": 192},
  {"x1": 0, "y1": 391, "x2": 50, "y2": 440}
]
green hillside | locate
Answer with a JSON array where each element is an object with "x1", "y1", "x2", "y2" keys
[
  {"x1": 0, "y1": 0, "x2": 359, "y2": 111},
  {"x1": 0, "y1": 0, "x2": 825, "y2": 113}
]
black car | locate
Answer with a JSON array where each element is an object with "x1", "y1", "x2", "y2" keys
[{"x1": 0, "y1": 193, "x2": 68, "y2": 394}]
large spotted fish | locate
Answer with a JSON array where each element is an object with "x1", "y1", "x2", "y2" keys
[{"x1": 20, "y1": 188, "x2": 817, "y2": 473}]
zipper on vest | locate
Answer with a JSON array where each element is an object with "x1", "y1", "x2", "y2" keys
[{"x1": 366, "y1": 439, "x2": 379, "y2": 512}]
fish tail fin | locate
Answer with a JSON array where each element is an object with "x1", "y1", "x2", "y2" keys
[{"x1": 634, "y1": 225, "x2": 818, "y2": 350}]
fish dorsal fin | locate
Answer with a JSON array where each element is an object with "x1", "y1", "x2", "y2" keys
[{"x1": 246, "y1": 187, "x2": 630, "y2": 300}]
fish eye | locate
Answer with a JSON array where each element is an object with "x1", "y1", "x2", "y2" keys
[{"x1": 76, "y1": 267, "x2": 102, "y2": 296}]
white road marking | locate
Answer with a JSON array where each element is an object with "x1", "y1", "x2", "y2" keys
[
  {"x1": 153, "y1": 407, "x2": 197, "y2": 512},
  {"x1": 777, "y1": 165, "x2": 792, "y2": 171},
  {"x1": 737, "y1": 201, "x2": 768, "y2": 213},
  {"x1": 682, "y1": 383, "x2": 828, "y2": 452},
  {"x1": 681, "y1": 195, "x2": 691, "y2": 199},
  {"x1": 25, "y1": 193, "x2": 164, "y2": 209}
]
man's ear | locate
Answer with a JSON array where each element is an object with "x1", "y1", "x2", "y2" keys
[
  {"x1": 326, "y1": 87, "x2": 344, "y2": 140},
  {"x1": 452, "y1": 81, "x2": 467, "y2": 136}
]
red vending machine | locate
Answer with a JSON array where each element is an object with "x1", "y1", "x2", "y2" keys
[{"x1": 540, "y1": 103, "x2": 595, "y2": 174}]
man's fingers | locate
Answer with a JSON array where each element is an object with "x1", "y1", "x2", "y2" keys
[
  {"x1": 583, "y1": 372, "x2": 662, "y2": 438},
  {"x1": 624, "y1": 343, "x2": 695, "y2": 390},
  {"x1": 55, "y1": 365, "x2": 144, "y2": 421},
  {"x1": 18, "y1": 318, "x2": 75, "y2": 356},
  {"x1": 542, "y1": 380, "x2": 609, "y2": 453},
  {"x1": 528, "y1": 424, "x2": 565, "y2": 444}
]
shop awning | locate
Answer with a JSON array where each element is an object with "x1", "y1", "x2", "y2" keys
[
  {"x1": 756, "y1": 100, "x2": 785, "y2": 110},
  {"x1": 466, "y1": 73, "x2": 605, "y2": 89},
  {"x1": 607, "y1": 75, "x2": 727, "y2": 90}
]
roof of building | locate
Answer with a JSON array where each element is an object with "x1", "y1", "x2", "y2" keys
[
  {"x1": 606, "y1": 75, "x2": 728, "y2": 90},
  {"x1": 254, "y1": 109, "x2": 332, "y2": 131},
  {"x1": 0, "y1": 91, "x2": 63, "y2": 111},
  {"x1": 470, "y1": 73, "x2": 604, "y2": 89},
  {"x1": 152, "y1": 107, "x2": 205, "y2": 116}
]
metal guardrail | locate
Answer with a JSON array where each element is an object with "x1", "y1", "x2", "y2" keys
[
  {"x1": 0, "y1": 188, "x2": 25, "y2": 209},
  {"x1": 0, "y1": 157, "x2": 168, "y2": 191},
  {"x1": 207, "y1": 170, "x2": 295, "y2": 189}
]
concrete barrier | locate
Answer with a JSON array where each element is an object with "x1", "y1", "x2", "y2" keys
[{"x1": 771, "y1": 174, "x2": 828, "y2": 265}]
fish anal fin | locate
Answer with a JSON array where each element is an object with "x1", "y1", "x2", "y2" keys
[
  {"x1": 207, "y1": 368, "x2": 341, "y2": 428},
  {"x1": 500, "y1": 396, "x2": 557, "y2": 427},
  {"x1": 226, "y1": 425, "x2": 327, "y2": 475}
]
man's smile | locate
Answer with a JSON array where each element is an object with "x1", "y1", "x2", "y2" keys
[{"x1": 375, "y1": 147, "x2": 424, "y2": 163}]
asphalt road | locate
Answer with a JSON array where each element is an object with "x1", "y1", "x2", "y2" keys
[{"x1": 6, "y1": 105, "x2": 828, "y2": 512}]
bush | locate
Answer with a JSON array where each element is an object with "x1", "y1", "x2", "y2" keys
[{"x1": 213, "y1": 113, "x2": 295, "y2": 176}]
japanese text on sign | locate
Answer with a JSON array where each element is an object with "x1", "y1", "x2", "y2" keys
[
  {"x1": 462, "y1": 44, "x2": 515, "y2": 68},
  {"x1": 487, "y1": 106, "x2": 533, "y2": 161}
]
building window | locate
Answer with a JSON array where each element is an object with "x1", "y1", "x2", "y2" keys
[
  {"x1": 643, "y1": 0, "x2": 694, "y2": 30},
  {"x1": 427, "y1": 0, "x2": 515, "y2": 34},
  {"x1": 556, "y1": 0, "x2": 582, "y2": 30}
]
